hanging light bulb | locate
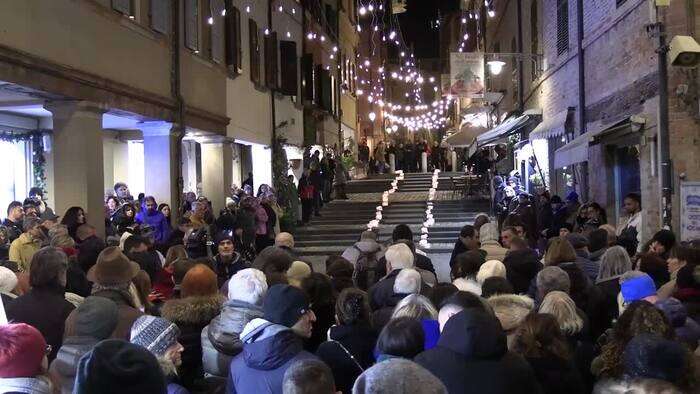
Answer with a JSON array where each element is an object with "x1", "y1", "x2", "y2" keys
[
  {"x1": 368, "y1": 112, "x2": 377, "y2": 121},
  {"x1": 461, "y1": 17, "x2": 467, "y2": 23},
  {"x1": 278, "y1": 5, "x2": 283, "y2": 12},
  {"x1": 221, "y1": 9, "x2": 226, "y2": 16},
  {"x1": 359, "y1": 6, "x2": 367, "y2": 15},
  {"x1": 207, "y1": 16, "x2": 214, "y2": 25},
  {"x1": 368, "y1": 4, "x2": 374, "y2": 11},
  {"x1": 488, "y1": 9, "x2": 495, "y2": 18},
  {"x1": 487, "y1": 60, "x2": 506, "y2": 75}
]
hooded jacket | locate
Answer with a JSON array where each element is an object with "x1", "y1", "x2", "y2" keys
[
  {"x1": 201, "y1": 299, "x2": 264, "y2": 378},
  {"x1": 503, "y1": 249, "x2": 542, "y2": 294},
  {"x1": 226, "y1": 318, "x2": 317, "y2": 394},
  {"x1": 414, "y1": 309, "x2": 541, "y2": 394},
  {"x1": 162, "y1": 294, "x2": 223, "y2": 390},
  {"x1": 48, "y1": 336, "x2": 100, "y2": 394},
  {"x1": 135, "y1": 209, "x2": 171, "y2": 244}
]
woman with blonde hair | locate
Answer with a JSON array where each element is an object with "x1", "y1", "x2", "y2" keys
[
  {"x1": 544, "y1": 237, "x2": 577, "y2": 266},
  {"x1": 538, "y1": 291, "x2": 584, "y2": 339},
  {"x1": 391, "y1": 294, "x2": 440, "y2": 350}
]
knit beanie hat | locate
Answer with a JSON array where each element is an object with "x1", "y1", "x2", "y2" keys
[
  {"x1": 623, "y1": 333, "x2": 686, "y2": 383},
  {"x1": 214, "y1": 231, "x2": 235, "y2": 246},
  {"x1": 74, "y1": 339, "x2": 167, "y2": 394},
  {"x1": 129, "y1": 316, "x2": 180, "y2": 357},
  {"x1": 0, "y1": 266, "x2": 18, "y2": 293},
  {"x1": 651, "y1": 229, "x2": 676, "y2": 251},
  {"x1": 263, "y1": 284, "x2": 310, "y2": 328},
  {"x1": 180, "y1": 264, "x2": 219, "y2": 298},
  {"x1": 621, "y1": 274, "x2": 657, "y2": 303},
  {"x1": 0, "y1": 323, "x2": 47, "y2": 378},
  {"x1": 352, "y1": 358, "x2": 447, "y2": 394},
  {"x1": 74, "y1": 296, "x2": 120, "y2": 339}
]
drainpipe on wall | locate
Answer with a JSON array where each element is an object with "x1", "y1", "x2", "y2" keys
[
  {"x1": 576, "y1": 0, "x2": 587, "y2": 201},
  {"x1": 654, "y1": 18, "x2": 673, "y2": 229},
  {"x1": 171, "y1": 0, "x2": 185, "y2": 218},
  {"x1": 269, "y1": 0, "x2": 277, "y2": 155}
]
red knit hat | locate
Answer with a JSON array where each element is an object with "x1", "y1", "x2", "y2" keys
[
  {"x1": 0, "y1": 323, "x2": 47, "y2": 378},
  {"x1": 181, "y1": 264, "x2": 219, "y2": 298}
]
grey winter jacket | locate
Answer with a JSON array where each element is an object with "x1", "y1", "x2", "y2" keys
[
  {"x1": 48, "y1": 336, "x2": 100, "y2": 394},
  {"x1": 201, "y1": 299, "x2": 264, "y2": 377}
]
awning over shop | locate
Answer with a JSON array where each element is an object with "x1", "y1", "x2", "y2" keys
[
  {"x1": 553, "y1": 119, "x2": 631, "y2": 169},
  {"x1": 529, "y1": 109, "x2": 572, "y2": 140},
  {"x1": 475, "y1": 109, "x2": 542, "y2": 146},
  {"x1": 445, "y1": 123, "x2": 487, "y2": 147}
]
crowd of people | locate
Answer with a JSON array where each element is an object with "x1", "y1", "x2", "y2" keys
[
  {"x1": 0, "y1": 170, "x2": 698, "y2": 393},
  {"x1": 357, "y1": 137, "x2": 450, "y2": 174}
]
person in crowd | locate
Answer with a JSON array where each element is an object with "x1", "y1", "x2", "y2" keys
[
  {"x1": 584, "y1": 202, "x2": 607, "y2": 231},
  {"x1": 390, "y1": 225, "x2": 436, "y2": 275},
  {"x1": 503, "y1": 237, "x2": 541, "y2": 294},
  {"x1": 481, "y1": 277, "x2": 515, "y2": 298},
  {"x1": 162, "y1": 264, "x2": 223, "y2": 390},
  {"x1": 227, "y1": 284, "x2": 317, "y2": 394},
  {"x1": 473, "y1": 213, "x2": 490, "y2": 233},
  {"x1": 135, "y1": 196, "x2": 171, "y2": 245},
  {"x1": 112, "y1": 202, "x2": 136, "y2": 235},
  {"x1": 592, "y1": 300, "x2": 674, "y2": 380},
  {"x1": 500, "y1": 226, "x2": 519, "y2": 250},
  {"x1": 659, "y1": 245, "x2": 700, "y2": 299},
  {"x1": 566, "y1": 233, "x2": 599, "y2": 282},
  {"x1": 451, "y1": 250, "x2": 485, "y2": 296},
  {"x1": 448, "y1": 224, "x2": 479, "y2": 268},
  {"x1": 537, "y1": 192, "x2": 553, "y2": 236},
  {"x1": 543, "y1": 237, "x2": 577, "y2": 268},
  {"x1": 73, "y1": 339, "x2": 167, "y2": 394},
  {"x1": 75, "y1": 224, "x2": 106, "y2": 273},
  {"x1": 234, "y1": 197, "x2": 257, "y2": 259},
  {"x1": 123, "y1": 234, "x2": 159, "y2": 282},
  {"x1": 538, "y1": 291, "x2": 586, "y2": 344},
  {"x1": 65, "y1": 247, "x2": 144, "y2": 339},
  {"x1": 636, "y1": 252, "x2": 671, "y2": 289},
  {"x1": 341, "y1": 231, "x2": 380, "y2": 275},
  {"x1": 621, "y1": 334, "x2": 693, "y2": 391},
  {"x1": 368, "y1": 243, "x2": 419, "y2": 310},
  {"x1": 372, "y1": 268, "x2": 422, "y2": 328},
  {"x1": 534, "y1": 266, "x2": 571, "y2": 304},
  {"x1": 334, "y1": 157, "x2": 348, "y2": 200},
  {"x1": 655, "y1": 295, "x2": 700, "y2": 350},
  {"x1": 309, "y1": 163, "x2": 324, "y2": 216},
  {"x1": 646, "y1": 229, "x2": 676, "y2": 261},
  {"x1": 130, "y1": 315, "x2": 189, "y2": 394},
  {"x1": 163, "y1": 217, "x2": 193, "y2": 252},
  {"x1": 316, "y1": 288, "x2": 377, "y2": 394},
  {"x1": 487, "y1": 292, "x2": 535, "y2": 348},
  {"x1": 0, "y1": 226, "x2": 10, "y2": 260},
  {"x1": 274, "y1": 232, "x2": 296, "y2": 255},
  {"x1": 595, "y1": 245, "x2": 631, "y2": 320},
  {"x1": 298, "y1": 169, "x2": 315, "y2": 225},
  {"x1": 436, "y1": 291, "x2": 486, "y2": 331},
  {"x1": 202, "y1": 268, "x2": 267, "y2": 380},
  {"x1": 616, "y1": 192, "x2": 642, "y2": 255},
  {"x1": 390, "y1": 294, "x2": 439, "y2": 350},
  {"x1": 158, "y1": 203, "x2": 173, "y2": 227},
  {"x1": 283, "y1": 359, "x2": 337, "y2": 394},
  {"x1": 5, "y1": 247, "x2": 75, "y2": 362},
  {"x1": 476, "y1": 259, "x2": 507, "y2": 286},
  {"x1": 375, "y1": 317, "x2": 425, "y2": 361},
  {"x1": 415, "y1": 308, "x2": 541, "y2": 394},
  {"x1": 674, "y1": 264, "x2": 700, "y2": 322},
  {"x1": 301, "y1": 273, "x2": 336, "y2": 352},
  {"x1": 479, "y1": 222, "x2": 508, "y2": 262},
  {"x1": 286, "y1": 261, "x2": 311, "y2": 288},
  {"x1": 60, "y1": 206, "x2": 86, "y2": 242},
  {"x1": 211, "y1": 232, "x2": 249, "y2": 288},
  {"x1": 9, "y1": 217, "x2": 44, "y2": 272},
  {"x1": 49, "y1": 297, "x2": 119, "y2": 394},
  {"x1": 3, "y1": 201, "x2": 24, "y2": 243},
  {"x1": 511, "y1": 313, "x2": 585, "y2": 394},
  {"x1": 587, "y1": 228, "x2": 609, "y2": 263},
  {"x1": 0, "y1": 265, "x2": 19, "y2": 306},
  {"x1": 353, "y1": 357, "x2": 447, "y2": 394},
  {"x1": 325, "y1": 256, "x2": 355, "y2": 293},
  {"x1": 0, "y1": 323, "x2": 53, "y2": 394}
]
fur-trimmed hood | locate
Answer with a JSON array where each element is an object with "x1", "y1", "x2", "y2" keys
[
  {"x1": 486, "y1": 294, "x2": 534, "y2": 332},
  {"x1": 161, "y1": 295, "x2": 224, "y2": 325}
]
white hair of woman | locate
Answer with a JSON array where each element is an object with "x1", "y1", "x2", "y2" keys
[
  {"x1": 228, "y1": 268, "x2": 268, "y2": 305},
  {"x1": 596, "y1": 245, "x2": 632, "y2": 284},
  {"x1": 476, "y1": 260, "x2": 507, "y2": 285},
  {"x1": 538, "y1": 290, "x2": 583, "y2": 336},
  {"x1": 385, "y1": 243, "x2": 415, "y2": 270},
  {"x1": 393, "y1": 268, "x2": 422, "y2": 295},
  {"x1": 391, "y1": 294, "x2": 438, "y2": 320}
]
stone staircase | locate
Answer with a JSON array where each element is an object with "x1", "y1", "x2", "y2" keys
[{"x1": 293, "y1": 172, "x2": 491, "y2": 281}]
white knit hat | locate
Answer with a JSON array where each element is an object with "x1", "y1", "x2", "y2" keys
[{"x1": 0, "y1": 266, "x2": 18, "y2": 294}]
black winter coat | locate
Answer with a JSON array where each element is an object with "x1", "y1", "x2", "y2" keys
[
  {"x1": 316, "y1": 324, "x2": 378, "y2": 394},
  {"x1": 5, "y1": 286, "x2": 75, "y2": 362},
  {"x1": 525, "y1": 355, "x2": 585, "y2": 394},
  {"x1": 414, "y1": 309, "x2": 541, "y2": 394},
  {"x1": 161, "y1": 295, "x2": 223, "y2": 391}
]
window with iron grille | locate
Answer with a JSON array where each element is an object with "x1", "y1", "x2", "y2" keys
[
  {"x1": 224, "y1": 2, "x2": 242, "y2": 74},
  {"x1": 556, "y1": 0, "x2": 569, "y2": 56},
  {"x1": 249, "y1": 19, "x2": 261, "y2": 85}
]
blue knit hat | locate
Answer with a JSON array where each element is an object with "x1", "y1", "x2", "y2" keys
[
  {"x1": 621, "y1": 274, "x2": 657, "y2": 303},
  {"x1": 129, "y1": 316, "x2": 180, "y2": 357}
]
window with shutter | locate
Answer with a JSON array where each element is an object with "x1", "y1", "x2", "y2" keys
[
  {"x1": 280, "y1": 41, "x2": 299, "y2": 96},
  {"x1": 210, "y1": 0, "x2": 225, "y2": 63},
  {"x1": 556, "y1": 0, "x2": 568, "y2": 56},
  {"x1": 264, "y1": 32, "x2": 279, "y2": 89},
  {"x1": 112, "y1": 0, "x2": 132, "y2": 15},
  {"x1": 249, "y1": 19, "x2": 261, "y2": 84},
  {"x1": 151, "y1": 0, "x2": 171, "y2": 34},
  {"x1": 302, "y1": 55, "x2": 314, "y2": 103},
  {"x1": 185, "y1": 0, "x2": 200, "y2": 51},
  {"x1": 319, "y1": 67, "x2": 332, "y2": 111},
  {"x1": 224, "y1": 2, "x2": 242, "y2": 74}
]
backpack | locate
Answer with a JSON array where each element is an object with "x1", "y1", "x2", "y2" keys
[
  {"x1": 352, "y1": 245, "x2": 380, "y2": 290},
  {"x1": 300, "y1": 184, "x2": 315, "y2": 200}
]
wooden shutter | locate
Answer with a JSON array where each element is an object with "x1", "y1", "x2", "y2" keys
[
  {"x1": 556, "y1": 0, "x2": 568, "y2": 55},
  {"x1": 185, "y1": 0, "x2": 199, "y2": 51},
  {"x1": 150, "y1": 0, "x2": 170, "y2": 34},
  {"x1": 249, "y1": 19, "x2": 260, "y2": 84},
  {"x1": 224, "y1": 2, "x2": 242, "y2": 73},
  {"x1": 318, "y1": 66, "x2": 332, "y2": 111},
  {"x1": 302, "y1": 55, "x2": 314, "y2": 103},
  {"x1": 112, "y1": 0, "x2": 131, "y2": 15},
  {"x1": 264, "y1": 32, "x2": 279, "y2": 89},
  {"x1": 210, "y1": 0, "x2": 225, "y2": 63},
  {"x1": 280, "y1": 41, "x2": 298, "y2": 96}
]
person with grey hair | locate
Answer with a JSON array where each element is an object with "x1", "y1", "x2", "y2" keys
[
  {"x1": 393, "y1": 269, "x2": 421, "y2": 295},
  {"x1": 596, "y1": 246, "x2": 633, "y2": 327},
  {"x1": 201, "y1": 268, "x2": 267, "y2": 380},
  {"x1": 8, "y1": 216, "x2": 44, "y2": 272},
  {"x1": 372, "y1": 267, "x2": 422, "y2": 329},
  {"x1": 391, "y1": 294, "x2": 438, "y2": 321},
  {"x1": 535, "y1": 266, "x2": 571, "y2": 304},
  {"x1": 369, "y1": 243, "x2": 420, "y2": 310},
  {"x1": 5, "y1": 247, "x2": 74, "y2": 361},
  {"x1": 341, "y1": 230, "x2": 384, "y2": 289},
  {"x1": 282, "y1": 359, "x2": 337, "y2": 394}
]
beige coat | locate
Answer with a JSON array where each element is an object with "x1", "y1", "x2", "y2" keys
[{"x1": 8, "y1": 233, "x2": 41, "y2": 272}]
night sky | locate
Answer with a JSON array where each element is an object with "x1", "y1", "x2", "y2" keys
[{"x1": 399, "y1": 0, "x2": 460, "y2": 58}]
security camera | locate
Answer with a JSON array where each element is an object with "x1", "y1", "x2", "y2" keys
[{"x1": 669, "y1": 36, "x2": 700, "y2": 67}]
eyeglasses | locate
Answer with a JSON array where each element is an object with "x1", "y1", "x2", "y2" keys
[{"x1": 45, "y1": 344, "x2": 52, "y2": 355}]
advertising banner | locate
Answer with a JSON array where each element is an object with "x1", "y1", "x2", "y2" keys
[{"x1": 450, "y1": 52, "x2": 485, "y2": 98}]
